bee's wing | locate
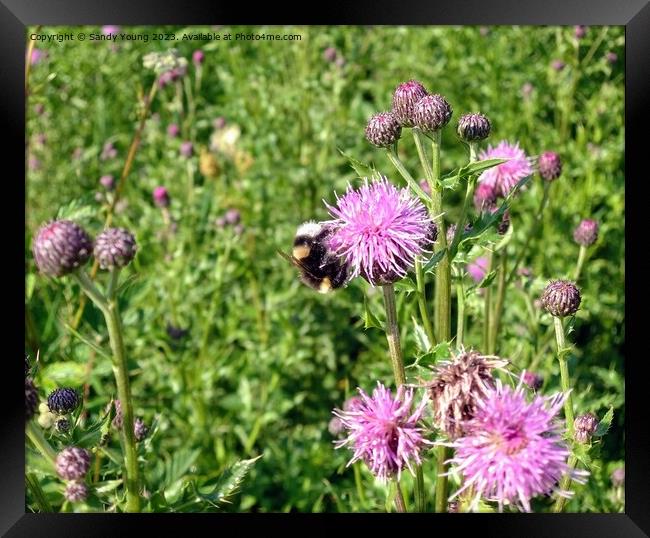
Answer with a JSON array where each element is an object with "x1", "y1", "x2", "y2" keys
[{"x1": 276, "y1": 249, "x2": 321, "y2": 279}]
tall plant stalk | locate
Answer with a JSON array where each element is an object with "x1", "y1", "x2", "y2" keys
[{"x1": 72, "y1": 270, "x2": 141, "y2": 512}]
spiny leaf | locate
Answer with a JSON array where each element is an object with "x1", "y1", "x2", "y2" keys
[
  {"x1": 394, "y1": 276, "x2": 417, "y2": 294},
  {"x1": 594, "y1": 407, "x2": 614, "y2": 437},
  {"x1": 55, "y1": 197, "x2": 97, "y2": 224},
  {"x1": 363, "y1": 296, "x2": 383, "y2": 330},
  {"x1": 411, "y1": 316, "x2": 431, "y2": 353},
  {"x1": 337, "y1": 148, "x2": 375, "y2": 178},
  {"x1": 423, "y1": 248, "x2": 447, "y2": 273},
  {"x1": 440, "y1": 158, "x2": 507, "y2": 190},
  {"x1": 193, "y1": 456, "x2": 262, "y2": 507}
]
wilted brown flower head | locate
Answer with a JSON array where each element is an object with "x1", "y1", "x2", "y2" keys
[{"x1": 428, "y1": 349, "x2": 508, "y2": 439}]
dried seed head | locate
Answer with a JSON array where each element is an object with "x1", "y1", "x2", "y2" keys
[
  {"x1": 540, "y1": 280, "x2": 581, "y2": 317},
  {"x1": 33, "y1": 220, "x2": 93, "y2": 277},
  {"x1": 428, "y1": 350, "x2": 508, "y2": 439}
]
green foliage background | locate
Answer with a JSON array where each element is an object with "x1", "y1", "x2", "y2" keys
[{"x1": 25, "y1": 25, "x2": 624, "y2": 512}]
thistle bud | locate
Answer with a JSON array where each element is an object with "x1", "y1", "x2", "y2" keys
[
  {"x1": 153, "y1": 186, "x2": 170, "y2": 208},
  {"x1": 47, "y1": 388, "x2": 80, "y2": 415},
  {"x1": 540, "y1": 280, "x2": 581, "y2": 317},
  {"x1": 574, "y1": 412, "x2": 599, "y2": 444},
  {"x1": 391, "y1": 80, "x2": 428, "y2": 127},
  {"x1": 522, "y1": 371, "x2": 543, "y2": 390},
  {"x1": 26, "y1": 378, "x2": 38, "y2": 422},
  {"x1": 64, "y1": 481, "x2": 88, "y2": 502},
  {"x1": 538, "y1": 151, "x2": 562, "y2": 181},
  {"x1": 413, "y1": 94, "x2": 453, "y2": 133},
  {"x1": 94, "y1": 228, "x2": 137, "y2": 269},
  {"x1": 365, "y1": 112, "x2": 402, "y2": 148},
  {"x1": 56, "y1": 417, "x2": 71, "y2": 433},
  {"x1": 573, "y1": 219, "x2": 599, "y2": 247},
  {"x1": 192, "y1": 49, "x2": 204, "y2": 66},
  {"x1": 33, "y1": 220, "x2": 93, "y2": 277},
  {"x1": 134, "y1": 418, "x2": 149, "y2": 442},
  {"x1": 55, "y1": 447, "x2": 91, "y2": 481},
  {"x1": 457, "y1": 113, "x2": 491, "y2": 142}
]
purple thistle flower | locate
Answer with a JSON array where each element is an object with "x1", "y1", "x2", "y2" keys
[
  {"x1": 101, "y1": 142, "x2": 117, "y2": 161},
  {"x1": 446, "y1": 379, "x2": 585, "y2": 512},
  {"x1": 574, "y1": 412, "x2": 599, "y2": 444},
  {"x1": 134, "y1": 418, "x2": 149, "y2": 442},
  {"x1": 606, "y1": 51, "x2": 617, "y2": 65},
  {"x1": 192, "y1": 49, "x2": 205, "y2": 66},
  {"x1": 28, "y1": 155, "x2": 41, "y2": 171},
  {"x1": 153, "y1": 186, "x2": 170, "y2": 208},
  {"x1": 325, "y1": 178, "x2": 434, "y2": 286},
  {"x1": 167, "y1": 123, "x2": 180, "y2": 138},
  {"x1": 573, "y1": 219, "x2": 599, "y2": 246},
  {"x1": 333, "y1": 382, "x2": 431, "y2": 482},
  {"x1": 478, "y1": 140, "x2": 533, "y2": 197},
  {"x1": 574, "y1": 25, "x2": 587, "y2": 39},
  {"x1": 64, "y1": 481, "x2": 88, "y2": 503},
  {"x1": 180, "y1": 141, "x2": 194, "y2": 158},
  {"x1": 56, "y1": 447, "x2": 91, "y2": 481},
  {"x1": 522, "y1": 370, "x2": 543, "y2": 391},
  {"x1": 467, "y1": 256, "x2": 489, "y2": 283},
  {"x1": 551, "y1": 59, "x2": 566, "y2": 71},
  {"x1": 225, "y1": 208, "x2": 241, "y2": 225},
  {"x1": 32, "y1": 220, "x2": 93, "y2": 277},
  {"x1": 538, "y1": 151, "x2": 563, "y2": 181},
  {"x1": 323, "y1": 47, "x2": 338, "y2": 63},
  {"x1": 99, "y1": 175, "x2": 115, "y2": 191},
  {"x1": 30, "y1": 48, "x2": 46, "y2": 65},
  {"x1": 101, "y1": 25, "x2": 120, "y2": 36},
  {"x1": 473, "y1": 181, "x2": 498, "y2": 213},
  {"x1": 611, "y1": 467, "x2": 625, "y2": 487}
]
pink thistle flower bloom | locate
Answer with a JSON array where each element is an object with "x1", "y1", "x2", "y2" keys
[
  {"x1": 478, "y1": 140, "x2": 533, "y2": 198},
  {"x1": 102, "y1": 25, "x2": 120, "y2": 35},
  {"x1": 467, "y1": 256, "x2": 489, "y2": 283},
  {"x1": 445, "y1": 379, "x2": 587, "y2": 512},
  {"x1": 333, "y1": 382, "x2": 431, "y2": 482},
  {"x1": 30, "y1": 48, "x2": 47, "y2": 65},
  {"x1": 325, "y1": 178, "x2": 434, "y2": 286}
]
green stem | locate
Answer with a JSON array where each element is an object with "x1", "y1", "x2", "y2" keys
[
  {"x1": 72, "y1": 271, "x2": 141, "y2": 512},
  {"x1": 415, "y1": 257, "x2": 436, "y2": 349},
  {"x1": 449, "y1": 142, "x2": 478, "y2": 259},
  {"x1": 574, "y1": 245, "x2": 587, "y2": 281},
  {"x1": 353, "y1": 462, "x2": 366, "y2": 506},
  {"x1": 483, "y1": 251, "x2": 494, "y2": 352},
  {"x1": 554, "y1": 316, "x2": 575, "y2": 430},
  {"x1": 394, "y1": 479, "x2": 407, "y2": 513},
  {"x1": 507, "y1": 181, "x2": 551, "y2": 285},
  {"x1": 488, "y1": 252, "x2": 507, "y2": 354},
  {"x1": 434, "y1": 445, "x2": 448, "y2": 512},
  {"x1": 381, "y1": 284, "x2": 406, "y2": 388},
  {"x1": 456, "y1": 277, "x2": 466, "y2": 349},
  {"x1": 412, "y1": 129, "x2": 434, "y2": 192},
  {"x1": 26, "y1": 472, "x2": 53, "y2": 512},
  {"x1": 385, "y1": 147, "x2": 430, "y2": 202},
  {"x1": 26, "y1": 421, "x2": 57, "y2": 465},
  {"x1": 553, "y1": 454, "x2": 578, "y2": 512}
]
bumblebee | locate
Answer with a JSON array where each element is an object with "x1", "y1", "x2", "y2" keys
[{"x1": 278, "y1": 221, "x2": 349, "y2": 294}]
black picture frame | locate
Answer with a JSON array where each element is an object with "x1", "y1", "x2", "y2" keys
[{"x1": 8, "y1": 0, "x2": 647, "y2": 535}]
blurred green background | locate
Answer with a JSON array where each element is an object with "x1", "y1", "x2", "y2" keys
[{"x1": 25, "y1": 25, "x2": 624, "y2": 512}]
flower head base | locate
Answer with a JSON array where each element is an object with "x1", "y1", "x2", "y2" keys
[
  {"x1": 541, "y1": 280, "x2": 581, "y2": 317},
  {"x1": 64, "y1": 482, "x2": 88, "y2": 502},
  {"x1": 428, "y1": 350, "x2": 508, "y2": 439},
  {"x1": 573, "y1": 219, "x2": 599, "y2": 246},
  {"x1": 56, "y1": 447, "x2": 91, "y2": 481},
  {"x1": 325, "y1": 178, "x2": 434, "y2": 286},
  {"x1": 94, "y1": 228, "x2": 137, "y2": 270},
  {"x1": 365, "y1": 112, "x2": 402, "y2": 148},
  {"x1": 391, "y1": 80, "x2": 428, "y2": 127},
  {"x1": 47, "y1": 388, "x2": 79, "y2": 415},
  {"x1": 457, "y1": 113, "x2": 491, "y2": 142},
  {"x1": 33, "y1": 220, "x2": 93, "y2": 277},
  {"x1": 478, "y1": 141, "x2": 533, "y2": 198},
  {"x1": 446, "y1": 379, "x2": 583, "y2": 512},
  {"x1": 333, "y1": 382, "x2": 430, "y2": 481},
  {"x1": 413, "y1": 94, "x2": 453, "y2": 133},
  {"x1": 574, "y1": 412, "x2": 599, "y2": 444},
  {"x1": 538, "y1": 151, "x2": 562, "y2": 181}
]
